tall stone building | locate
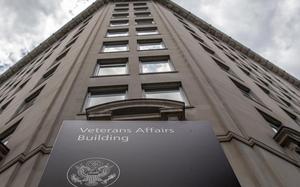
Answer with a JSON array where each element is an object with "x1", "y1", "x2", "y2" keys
[{"x1": 0, "y1": 0, "x2": 300, "y2": 186}]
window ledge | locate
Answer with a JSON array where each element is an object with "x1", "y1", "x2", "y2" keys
[
  {"x1": 90, "y1": 74, "x2": 130, "y2": 78},
  {"x1": 137, "y1": 48, "x2": 168, "y2": 52},
  {"x1": 105, "y1": 36, "x2": 129, "y2": 39},
  {"x1": 100, "y1": 50, "x2": 129, "y2": 54},
  {"x1": 109, "y1": 26, "x2": 129, "y2": 29},
  {"x1": 139, "y1": 71, "x2": 178, "y2": 75},
  {"x1": 135, "y1": 16, "x2": 153, "y2": 18},
  {"x1": 136, "y1": 34, "x2": 160, "y2": 37}
]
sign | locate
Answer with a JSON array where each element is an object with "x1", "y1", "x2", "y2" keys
[{"x1": 39, "y1": 121, "x2": 240, "y2": 187}]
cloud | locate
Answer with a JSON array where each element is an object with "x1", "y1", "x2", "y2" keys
[
  {"x1": 173, "y1": 0, "x2": 300, "y2": 79},
  {"x1": 0, "y1": 0, "x2": 95, "y2": 74},
  {"x1": 0, "y1": 0, "x2": 299, "y2": 79}
]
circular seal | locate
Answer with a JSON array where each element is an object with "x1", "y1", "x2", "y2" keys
[{"x1": 67, "y1": 157, "x2": 120, "y2": 187}]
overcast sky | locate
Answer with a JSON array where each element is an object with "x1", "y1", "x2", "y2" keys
[{"x1": 0, "y1": 0, "x2": 299, "y2": 79}]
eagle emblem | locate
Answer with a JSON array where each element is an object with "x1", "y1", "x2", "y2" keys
[{"x1": 67, "y1": 158, "x2": 120, "y2": 187}]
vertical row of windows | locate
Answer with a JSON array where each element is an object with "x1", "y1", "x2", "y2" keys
[
  {"x1": 173, "y1": 12, "x2": 300, "y2": 132},
  {"x1": 218, "y1": 40, "x2": 300, "y2": 125},
  {"x1": 206, "y1": 27, "x2": 300, "y2": 118},
  {"x1": 0, "y1": 15, "x2": 94, "y2": 115},
  {"x1": 84, "y1": 2, "x2": 189, "y2": 110},
  {"x1": 0, "y1": 15, "x2": 95, "y2": 153},
  {"x1": 175, "y1": 13, "x2": 218, "y2": 58}
]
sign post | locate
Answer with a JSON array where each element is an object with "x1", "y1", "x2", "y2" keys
[{"x1": 39, "y1": 121, "x2": 240, "y2": 187}]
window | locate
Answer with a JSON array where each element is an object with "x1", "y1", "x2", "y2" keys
[
  {"x1": 134, "y1": 2, "x2": 147, "y2": 6},
  {"x1": 278, "y1": 97, "x2": 292, "y2": 108},
  {"x1": 55, "y1": 49, "x2": 70, "y2": 62},
  {"x1": 134, "y1": 7, "x2": 148, "y2": 11},
  {"x1": 249, "y1": 63, "x2": 259, "y2": 71},
  {"x1": 225, "y1": 54, "x2": 236, "y2": 62},
  {"x1": 212, "y1": 57, "x2": 242, "y2": 80},
  {"x1": 15, "y1": 86, "x2": 45, "y2": 115},
  {"x1": 83, "y1": 15, "x2": 93, "y2": 24},
  {"x1": 136, "y1": 27, "x2": 159, "y2": 36},
  {"x1": 230, "y1": 78, "x2": 262, "y2": 104},
  {"x1": 212, "y1": 58, "x2": 230, "y2": 72},
  {"x1": 12, "y1": 79, "x2": 29, "y2": 95},
  {"x1": 0, "y1": 97, "x2": 6, "y2": 105},
  {"x1": 110, "y1": 20, "x2": 129, "y2": 27},
  {"x1": 135, "y1": 19, "x2": 154, "y2": 25},
  {"x1": 256, "y1": 108, "x2": 282, "y2": 133},
  {"x1": 138, "y1": 39, "x2": 166, "y2": 51},
  {"x1": 73, "y1": 29, "x2": 84, "y2": 39},
  {"x1": 114, "y1": 8, "x2": 129, "y2": 12},
  {"x1": 281, "y1": 107, "x2": 300, "y2": 125},
  {"x1": 140, "y1": 56, "x2": 173, "y2": 73},
  {"x1": 143, "y1": 83, "x2": 189, "y2": 105},
  {"x1": 185, "y1": 25, "x2": 196, "y2": 34},
  {"x1": 85, "y1": 86, "x2": 127, "y2": 109},
  {"x1": 241, "y1": 63, "x2": 252, "y2": 72},
  {"x1": 36, "y1": 64, "x2": 59, "y2": 87},
  {"x1": 78, "y1": 23, "x2": 88, "y2": 31},
  {"x1": 135, "y1": 12, "x2": 151, "y2": 17},
  {"x1": 197, "y1": 25, "x2": 208, "y2": 32},
  {"x1": 106, "y1": 29, "x2": 129, "y2": 37},
  {"x1": 52, "y1": 42, "x2": 61, "y2": 51},
  {"x1": 200, "y1": 43, "x2": 215, "y2": 55},
  {"x1": 43, "y1": 52, "x2": 53, "y2": 61},
  {"x1": 0, "y1": 99, "x2": 13, "y2": 114},
  {"x1": 178, "y1": 19, "x2": 189, "y2": 26},
  {"x1": 95, "y1": 58, "x2": 128, "y2": 76},
  {"x1": 258, "y1": 78, "x2": 269, "y2": 87},
  {"x1": 174, "y1": 13, "x2": 184, "y2": 21},
  {"x1": 256, "y1": 84, "x2": 270, "y2": 95},
  {"x1": 112, "y1": 13, "x2": 129, "y2": 19},
  {"x1": 0, "y1": 119, "x2": 22, "y2": 146},
  {"x1": 267, "y1": 92, "x2": 287, "y2": 106},
  {"x1": 206, "y1": 35, "x2": 216, "y2": 42},
  {"x1": 229, "y1": 52, "x2": 239, "y2": 60},
  {"x1": 102, "y1": 41, "x2": 129, "y2": 53},
  {"x1": 59, "y1": 34, "x2": 68, "y2": 42},
  {"x1": 215, "y1": 43, "x2": 225, "y2": 50},
  {"x1": 65, "y1": 38, "x2": 78, "y2": 49},
  {"x1": 238, "y1": 66, "x2": 250, "y2": 76},
  {"x1": 33, "y1": 64, "x2": 42, "y2": 73},
  {"x1": 115, "y1": 3, "x2": 128, "y2": 7},
  {"x1": 283, "y1": 93, "x2": 292, "y2": 101}
]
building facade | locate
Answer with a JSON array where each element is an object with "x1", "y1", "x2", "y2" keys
[{"x1": 0, "y1": 0, "x2": 300, "y2": 186}]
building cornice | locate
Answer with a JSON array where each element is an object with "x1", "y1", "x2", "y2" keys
[{"x1": 0, "y1": 0, "x2": 299, "y2": 88}]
